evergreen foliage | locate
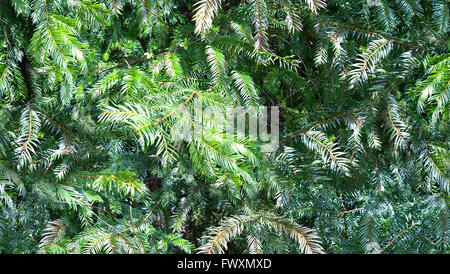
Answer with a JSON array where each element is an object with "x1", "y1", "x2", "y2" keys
[{"x1": 0, "y1": 0, "x2": 448, "y2": 254}]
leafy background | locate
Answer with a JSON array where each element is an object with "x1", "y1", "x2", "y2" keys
[{"x1": 0, "y1": 0, "x2": 448, "y2": 254}]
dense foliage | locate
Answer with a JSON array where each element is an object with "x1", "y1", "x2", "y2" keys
[{"x1": 0, "y1": 0, "x2": 448, "y2": 254}]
